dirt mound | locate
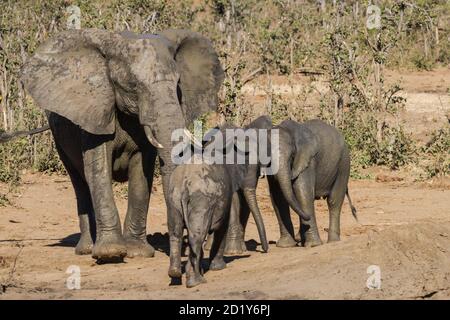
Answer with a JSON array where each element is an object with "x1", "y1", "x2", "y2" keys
[{"x1": 190, "y1": 221, "x2": 450, "y2": 300}]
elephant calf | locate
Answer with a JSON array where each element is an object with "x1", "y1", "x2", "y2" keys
[
  {"x1": 166, "y1": 120, "x2": 275, "y2": 287},
  {"x1": 168, "y1": 163, "x2": 233, "y2": 288},
  {"x1": 271, "y1": 119, "x2": 357, "y2": 248}
]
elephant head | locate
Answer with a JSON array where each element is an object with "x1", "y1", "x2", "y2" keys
[
  {"x1": 20, "y1": 28, "x2": 224, "y2": 181},
  {"x1": 272, "y1": 120, "x2": 315, "y2": 221}
]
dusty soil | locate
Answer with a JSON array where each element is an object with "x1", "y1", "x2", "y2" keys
[
  {"x1": 1, "y1": 67, "x2": 449, "y2": 300},
  {"x1": 0, "y1": 172, "x2": 449, "y2": 300}
]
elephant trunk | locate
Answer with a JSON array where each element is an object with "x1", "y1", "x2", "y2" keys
[
  {"x1": 276, "y1": 166, "x2": 311, "y2": 221},
  {"x1": 243, "y1": 188, "x2": 269, "y2": 253}
]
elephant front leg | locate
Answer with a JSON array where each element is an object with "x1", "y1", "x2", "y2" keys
[
  {"x1": 167, "y1": 204, "x2": 183, "y2": 279},
  {"x1": 224, "y1": 192, "x2": 248, "y2": 255},
  {"x1": 83, "y1": 137, "x2": 126, "y2": 262},
  {"x1": 70, "y1": 176, "x2": 95, "y2": 255},
  {"x1": 186, "y1": 233, "x2": 207, "y2": 288},
  {"x1": 123, "y1": 152, "x2": 156, "y2": 258}
]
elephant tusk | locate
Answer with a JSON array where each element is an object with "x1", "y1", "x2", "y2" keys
[
  {"x1": 144, "y1": 126, "x2": 164, "y2": 149},
  {"x1": 183, "y1": 128, "x2": 203, "y2": 149}
]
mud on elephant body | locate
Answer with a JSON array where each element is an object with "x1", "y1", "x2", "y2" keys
[{"x1": 21, "y1": 29, "x2": 224, "y2": 261}]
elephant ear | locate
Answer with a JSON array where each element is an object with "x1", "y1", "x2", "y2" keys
[
  {"x1": 291, "y1": 129, "x2": 319, "y2": 179},
  {"x1": 158, "y1": 29, "x2": 224, "y2": 125},
  {"x1": 20, "y1": 30, "x2": 116, "y2": 135}
]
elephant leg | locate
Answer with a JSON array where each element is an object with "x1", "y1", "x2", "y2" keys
[
  {"x1": 267, "y1": 176, "x2": 297, "y2": 248},
  {"x1": 123, "y1": 152, "x2": 156, "y2": 258},
  {"x1": 167, "y1": 204, "x2": 183, "y2": 279},
  {"x1": 293, "y1": 170, "x2": 322, "y2": 247},
  {"x1": 224, "y1": 191, "x2": 248, "y2": 255},
  {"x1": 209, "y1": 214, "x2": 228, "y2": 272},
  {"x1": 327, "y1": 154, "x2": 350, "y2": 242},
  {"x1": 186, "y1": 232, "x2": 207, "y2": 288},
  {"x1": 326, "y1": 190, "x2": 345, "y2": 243},
  {"x1": 53, "y1": 141, "x2": 95, "y2": 255},
  {"x1": 82, "y1": 135, "x2": 126, "y2": 261}
]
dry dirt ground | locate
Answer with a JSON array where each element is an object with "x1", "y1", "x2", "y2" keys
[{"x1": 0, "y1": 172, "x2": 449, "y2": 300}]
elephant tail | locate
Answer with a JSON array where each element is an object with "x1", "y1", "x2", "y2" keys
[
  {"x1": 181, "y1": 191, "x2": 190, "y2": 230},
  {"x1": 346, "y1": 188, "x2": 358, "y2": 222},
  {"x1": 0, "y1": 125, "x2": 50, "y2": 143}
]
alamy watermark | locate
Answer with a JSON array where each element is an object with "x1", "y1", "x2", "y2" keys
[
  {"x1": 66, "y1": 265, "x2": 81, "y2": 290},
  {"x1": 366, "y1": 5, "x2": 382, "y2": 30},
  {"x1": 66, "y1": 5, "x2": 81, "y2": 30},
  {"x1": 366, "y1": 265, "x2": 381, "y2": 290}
]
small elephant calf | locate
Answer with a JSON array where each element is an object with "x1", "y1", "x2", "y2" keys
[
  {"x1": 168, "y1": 163, "x2": 234, "y2": 287},
  {"x1": 167, "y1": 120, "x2": 271, "y2": 288},
  {"x1": 270, "y1": 119, "x2": 358, "y2": 248}
]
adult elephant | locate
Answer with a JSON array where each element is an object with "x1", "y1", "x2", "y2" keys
[{"x1": 20, "y1": 29, "x2": 224, "y2": 261}]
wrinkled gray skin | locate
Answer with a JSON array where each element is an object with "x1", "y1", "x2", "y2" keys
[
  {"x1": 167, "y1": 116, "x2": 275, "y2": 287},
  {"x1": 271, "y1": 119, "x2": 357, "y2": 247},
  {"x1": 20, "y1": 29, "x2": 224, "y2": 261}
]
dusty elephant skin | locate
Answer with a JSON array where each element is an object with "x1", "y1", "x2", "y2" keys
[
  {"x1": 20, "y1": 29, "x2": 224, "y2": 262},
  {"x1": 167, "y1": 116, "x2": 276, "y2": 287},
  {"x1": 271, "y1": 119, "x2": 357, "y2": 248}
]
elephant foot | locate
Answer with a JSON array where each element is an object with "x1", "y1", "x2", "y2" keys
[
  {"x1": 276, "y1": 235, "x2": 297, "y2": 248},
  {"x1": 209, "y1": 258, "x2": 226, "y2": 271},
  {"x1": 75, "y1": 234, "x2": 93, "y2": 255},
  {"x1": 294, "y1": 231, "x2": 301, "y2": 242},
  {"x1": 303, "y1": 231, "x2": 323, "y2": 248},
  {"x1": 168, "y1": 266, "x2": 182, "y2": 278},
  {"x1": 224, "y1": 238, "x2": 246, "y2": 255},
  {"x1": 92, "y1": 233, "x2": 127, "y2": 262},
  {"x1": 125, "y1": 238, "x2": 155, "y2": 258},
  {"x1": 186, "y1": 274, "x2": 206, "y2": 288}
]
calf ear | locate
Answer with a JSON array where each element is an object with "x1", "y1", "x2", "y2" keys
[
  {"x1": 291, "y1": 135, "x2": 319, "y2": 179},
  {"x1": 158, "y1": 29, "x2": 224, "y2": 125}
]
